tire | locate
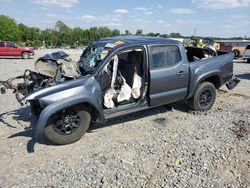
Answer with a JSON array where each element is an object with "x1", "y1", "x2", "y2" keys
[
  {"x1": 44, "y1": 106, "x2": 91, "y2": 145},
  {"x1": 233, "y1": 49, "x2": 240, "y2": 59},
  {"x1": 22, "y1": 52, "x2": 29, "y2": 59},
  {"x1": 188, "y1": 82, "x2": 216, "y2": 111}
]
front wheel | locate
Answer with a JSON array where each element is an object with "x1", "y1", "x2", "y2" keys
[
  {"x1": 22, "y1": 52, "x2": 29, "y2": 59},
  {"x1": 44, "y1": 106, "x2": 91, "y2": 145},
  {"x1": 188, "y1": 82, "x2": 216, "y2": 111}
]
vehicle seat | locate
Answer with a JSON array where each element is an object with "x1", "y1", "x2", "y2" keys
[{"x1": 119, "y1": 51, "x2": 141, "y2": 88}]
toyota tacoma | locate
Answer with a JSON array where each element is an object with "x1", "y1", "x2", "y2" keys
[{"x1": 2, "y1": 36, "x2": 240, "y2": 145}]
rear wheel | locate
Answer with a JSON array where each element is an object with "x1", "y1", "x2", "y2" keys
[
  {"x1": 22, "y1": 52, "x2": 29, "y2": 59},
  {"x1": 188, "y1": 82, "x2": 216, "y2": 111},
  {"x1": 233, "y1": 49, "x2": 240, "y2": 59},
  {"x1": 44, "y1": 106, "x2": 91, "y2": 145}
]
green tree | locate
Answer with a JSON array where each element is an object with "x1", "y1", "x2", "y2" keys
[
  {"x1": 147, "y1": 32, "x2": 160, "y2": 37},
  {"x1": 55, "y1": 20, "x2": 69, "y2": 33},
  {"x1": 125, "y1": 30, "x2": 131, "y2": 35},
  {"x1": 112, "y1": 29, "x2": 120, "y2": 36},
  {"x1": 0, "y1": 15, "x2": 20, "y2": 41},
  {"x1": 18, "y1": 24, "x2": 42, "y2": 46},
  {"x1": 160, "y1": 34, "x2": 169, "y2": 38},
  {"x1": 169, "y1": 32, "x2": 183, "y2": 38}
]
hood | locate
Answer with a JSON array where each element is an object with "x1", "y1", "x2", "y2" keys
[
  {"x1": 39, "y1": 51, "x2": 69, "y2": 61},
  {"x1": 22, "y1": 76, "x2": 92, "y2": 102}
]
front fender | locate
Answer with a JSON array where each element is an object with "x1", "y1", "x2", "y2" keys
[{"x1": 35, "y1": 94, "x2": 103, "y2": 140}]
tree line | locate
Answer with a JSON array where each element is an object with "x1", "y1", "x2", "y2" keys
[
  {"x1": 0, "y1": 15, "x2": 248, "y2": 47},
  {"x1": 0, "y1": 15, "x2": 122, "y2": 47},
  {"x1": 0, "y1": 15, "x2": 187, "y2": 47}
]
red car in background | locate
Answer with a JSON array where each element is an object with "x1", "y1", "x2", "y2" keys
[{"x1": 0, "y1": 41, "x2": 34, "y2": 59}]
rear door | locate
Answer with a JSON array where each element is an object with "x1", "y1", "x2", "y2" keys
[
  {"x1": 6, "y1": 42, "x2": 18, "y2": 56},
  {"x1": 148, "y1": 44, "x2": 189, "y2": 106}
]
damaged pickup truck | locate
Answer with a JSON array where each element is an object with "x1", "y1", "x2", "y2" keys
[{"x1": 1, "y1": 36, "x2": 240, "y2": 145}]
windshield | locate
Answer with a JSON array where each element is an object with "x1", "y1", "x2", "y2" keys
[{"x1": 79, "y1": 42, "x2": 112, "y2": 75}]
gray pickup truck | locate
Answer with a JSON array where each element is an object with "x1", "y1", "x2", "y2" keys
[{"x1": 19, "y1": 36, "x2": 238, "y2": 145}]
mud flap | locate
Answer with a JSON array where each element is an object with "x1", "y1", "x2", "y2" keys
[{"x1": 226, "y1": 77, "x2": 240, "y2": 90}]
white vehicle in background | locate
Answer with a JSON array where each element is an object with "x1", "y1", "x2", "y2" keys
[{"x1": 243, "y1": 45, "x2": 250, "y2": 63}]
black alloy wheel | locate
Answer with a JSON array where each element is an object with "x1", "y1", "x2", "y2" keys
[
  {"x1": 199, "y1": 89, "x2": 213, "y2": 108},
  {"x1": 53, "y1": 109, "x2": 81, "y2": 135},
  {"x1": 44, "y1": 106, "x2": 91, "y2": 145},
  {"x1": 188, "y1": 81, "x2": 216, "y2": 111}
]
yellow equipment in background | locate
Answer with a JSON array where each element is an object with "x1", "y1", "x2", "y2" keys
[{"x1": 189, "y1": 38, "x2": 220, "y2": 50}]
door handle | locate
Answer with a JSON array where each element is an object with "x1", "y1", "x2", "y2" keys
[{"x1": 176, "y1": 71, "x2": 185, "y2": 76}]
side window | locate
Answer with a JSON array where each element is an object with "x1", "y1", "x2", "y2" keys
[
  {"x1": 151, "y1": 45, "x2": 181, "y2": 69},
  {"x1": 0, "y1": 42, "x2": 4, "y2": 47},
  {"x1": 7, "y1": 42, "x2": 15, "y2": 48}
]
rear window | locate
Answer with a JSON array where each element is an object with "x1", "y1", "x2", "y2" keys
[
  {"x1": 151, "y1": 45, "x2": 181, "y2": 69},
  {"x1": 0, "y1": 42, "x2": 4, "y2": 47}
]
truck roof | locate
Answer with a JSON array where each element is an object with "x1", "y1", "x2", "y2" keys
[{"x1": 97, "y1": 36, "x2": 181, "y2": 45}]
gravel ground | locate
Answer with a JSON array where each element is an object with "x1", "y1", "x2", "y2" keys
[{"x1": 0, "y1": 50, "x2": 249, "y2": 187}]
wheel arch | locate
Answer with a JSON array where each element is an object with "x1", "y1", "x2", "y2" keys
[
  {"x1": 21, "y1": 51, "x2": 30, "y2": 58},
  {"x1": 187, "y1": 72, "x2": 222, "y2": 99},
  {"x1": 203, "y1": 75, "x2": 222, "y2": 89},
  {"x1": 186, "y1": 71, "x2": 223, "y2": 99},
  {"x1": 21, "y1": 51, "x2": 29, "y2": 55},
  {"x1": 233, "y1": 49, "x2": 240, "y2": 58},
  {"x1": 35, "y1": 95, "x2": 104, "y2": 140}
]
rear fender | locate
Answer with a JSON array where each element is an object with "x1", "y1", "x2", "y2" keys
[
  {"x1": 187, "y1": 71, "x2": 222, "y2": 99},
  {"x1": 35, "y1": 94, "x2": 103, "y2": 140}
]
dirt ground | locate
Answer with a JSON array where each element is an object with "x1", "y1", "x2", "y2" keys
[{"x1": 0, "y1": 49, "x2": 249, "y2": 187}]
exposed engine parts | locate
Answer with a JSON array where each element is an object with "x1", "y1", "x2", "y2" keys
[{"x1": 0, "y1": 51, "x2": 80, "y2": 104}]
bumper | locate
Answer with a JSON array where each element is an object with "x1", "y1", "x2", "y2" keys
[
  {"x1": 226, "y1": 77, "x2": 240, "y2": 90},
  {"x1": 30, "y1": 52, "x2": 35, "y2": 56}
]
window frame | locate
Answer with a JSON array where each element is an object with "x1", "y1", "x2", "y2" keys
[
  {"x1": 0, "y1": 42, "x2": 4, "y2": 48},
  {"x1": 96, "y1": 45, "x2": 147, "y2": 76},
  {"x1": 6, "y1": 42, "x2": 16, "y2": 48},
  {"x1": 149, "y1": 44, "x2": 182, "y2": 70}
]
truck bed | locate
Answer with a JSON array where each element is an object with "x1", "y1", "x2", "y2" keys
[
  {"x1": 185, "y1": 46, "x2": 235, "y2": 98},
  {"x1": 185, "y1": 46, "x2": 229, "y2": 62}
]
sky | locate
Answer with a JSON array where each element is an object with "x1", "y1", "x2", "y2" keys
[{"x1": 0, "y1": 0, "x2": 250, "y2": 38}]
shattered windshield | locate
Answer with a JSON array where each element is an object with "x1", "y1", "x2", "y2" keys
[
  {"x1": 79, "y1": 42, "x2": 112, "y2": 75},
  {"x1": 78, "y1": 40, "x2": 125, "y2": 75}
]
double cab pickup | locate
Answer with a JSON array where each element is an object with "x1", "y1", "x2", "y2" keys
[{"x1": 20, "y1": 36, "x2": 237, "y2": 145}]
